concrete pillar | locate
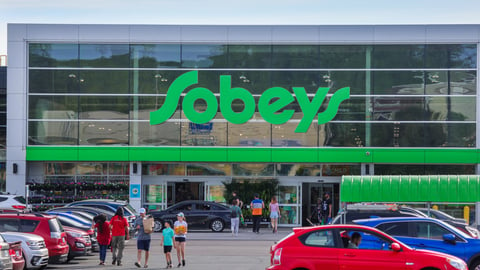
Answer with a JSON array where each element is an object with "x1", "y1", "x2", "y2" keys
[{"x1": 129, "y1": 162, "x2": 142, "y2": 212}]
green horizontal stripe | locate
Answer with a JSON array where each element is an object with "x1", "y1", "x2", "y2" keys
[{"x1": 26, "y1": 146, "x2": 479, "y2": 164}]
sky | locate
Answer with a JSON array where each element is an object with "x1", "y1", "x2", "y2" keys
[{"x1": 2, "y1": 0, "x2": 480, "y2": 56}]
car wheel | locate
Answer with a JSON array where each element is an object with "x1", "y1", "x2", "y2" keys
[
  {"x1": 472, "y1": 260, "x2": 480, "y2": 270},
  {"x1": 22, "y1": 253, "x2": 27, "y2": 270},
  {"x1": 210, "y1": 219, "x2": 225, "y2": 232},
  {"x1": 153, "y1": 219, "x2": 163, "y2": 232}
]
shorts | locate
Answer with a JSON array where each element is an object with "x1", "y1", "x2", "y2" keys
[
  {"x1": 270, "y1": 211, "x2": 279, "y2": 219},
  {"x1": 175, "y1": 237, "x2": 186, "y2": 243},
  {"x1": 163, "y1": 245, "x2": 172, "y2": 254},
  {"x1": 137, "y1": 239, "x2": 151, "y2": 251}
]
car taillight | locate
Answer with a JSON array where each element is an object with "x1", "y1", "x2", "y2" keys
[
  {"x1": 12, "y1": 205, "x2": 26, "y2": 210},
  {"x1": 87, "y1": 229, "x2": 94, "y2": 235},
  {"x1": 9, "y1": 249, "x2": 20, "y2": 259},
  {"x1": 272, "y1": 248, "x2": 282, "y2": 266}
]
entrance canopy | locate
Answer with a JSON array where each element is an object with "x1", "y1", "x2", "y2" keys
[{"x1": 341, "y1": 175, "x2": 480, "y2": 203}]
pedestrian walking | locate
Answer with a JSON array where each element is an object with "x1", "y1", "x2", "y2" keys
[
  {"x1": 93, "y1": 214, "x2": 110, "y2": 265},
  {"x1": 320, "y1": 192, "x2": 332, "y2": 225},
  {"x1": 174, "y1": 212, "x2": 188, "y2": 267},
  {"x1": 134, "y1": 208, "x2": 153, "y2": 268},
  {"x1": 110, "y1": 207, "x2": 130, "y2": 266},
  {"x1": 230, "y1": 200, "x2": 243, "y2": 237},
  {"x1": 250, "y1": 193, "x2": 264, "y2": 234},
  {"x1": 231, "y1": 191, "x2": 243, "y2": 208},
  {"x1": 269, "y1": 196, "x2": 280, "y2": 234},
  {"x1": 161, "y1": 222, "x2": 175, "y2": 268}
]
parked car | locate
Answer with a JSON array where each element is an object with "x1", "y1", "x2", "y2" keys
[
  {"x1": 149, "y1": 200, "x2": 231, "y2": 232},
  {"x1": 267, "y1": 224, "x2": 467, "y2": 270},
  {"x1": 1, "y1": 232, "x2": 48, "y2": 270},
  {"x1": 66, "y1": 199, "x2": 136, "y2": 225},
  {"x1": 46, "y1": 207, "x2": 113, "y2": 220},
  {"x1": 354, "y1": 217, "x2": 480, "y2": 270},
  {"x1": 8, "y1": 241, "x2": 24, "y2": 270},
  {"x1": 63, "y1": 226, "x2": 91, "y2": 261},
  {"x1": 0, "y1": 234, "x2": 12, "y2": 270},
  {"x1": 0, "y1": 214, "x2": 69, "y2": 263},
  {"x1": 0, "y1": 194, "x2": 29, "y2": 212},
  {"x1": 331, "y1": 204, "x2": 425, "y2": 224},
  {"x1": 45, "y1": 212, "x2": 97, "y2": 251},
  {"x1": 416, "y1": 208, "x2": 480, "y2": 238}
]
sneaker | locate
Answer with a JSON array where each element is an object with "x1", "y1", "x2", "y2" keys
[
  {"x1": 177, "y1": 263, "x2": 182, "y2": 268},
  {"x1": 117, "y1": 261, "x2": 123, "y2": 266},
  {"x1": 182, "y1": 260, "x2": 185, "y2": 266},
  {"x1": 135, "y1": 262, "x2": 141, "y2": 268},
  {"x1": 112, "y1": 259, "x2": 116, "y2": 265}
]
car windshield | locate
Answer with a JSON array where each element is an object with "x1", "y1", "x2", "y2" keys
[
  {"x1": 57, "y1": 216, "x2": 87, "y2": 228},
  {"x1": 14, "y1": 196, "x2": 26, "y2": 204},
  {"x1": 432, "y1": 210, "x2": 457, "y2": 220},
  {"x1": 124, "y1": 204, "x2": 137, "y2": 215}
]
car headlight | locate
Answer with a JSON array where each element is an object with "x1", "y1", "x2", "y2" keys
[
  {"x1": 447, "y1": 258, "x2": 467, "y2": 270},
  {"x1": 67, "y1": 232, "x2": 83, "y2": 238},
  {"x1": 26, "y1": 240, "x2": 43, "y2": 250}
]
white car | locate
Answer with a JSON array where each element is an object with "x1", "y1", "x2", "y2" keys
[
  {"x1": 0, "y1": 195, "x2": 29, "y2": 212},
  {"x1": 1, "y1": 232, "x2": 48, "y2": 269}
]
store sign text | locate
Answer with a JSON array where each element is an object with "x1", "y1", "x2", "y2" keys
[{"x1": 150, "y1": 71, "x2": 350, "y2": 133}]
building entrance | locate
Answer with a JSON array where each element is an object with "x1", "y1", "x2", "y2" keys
[
  {"x1": 167, "y1": 181, "x2": 205, "y2": 207},
  {"x1": 302, "y1": 182, "x2": 339, "y2": 226}
]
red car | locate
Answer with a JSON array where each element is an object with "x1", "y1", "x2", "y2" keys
[
  {"x1": 8, "y1": 241, "x2": 25, "y2": 270},
  {"x1": 267, "y1": 224, "x2": 468, "y2": 270},
  {"x1": 63, "y1": 226, "x2": 92, "y2": 261},
  {"x1": 0, "y1": 214, "x2": 69, "y2": 263}
]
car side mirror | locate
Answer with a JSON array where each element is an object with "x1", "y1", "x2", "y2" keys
[
  {"x1": 443, "y1": 234, "x2": 456, "y2": 243},
  {"x1": 391, "y1": 242, "x2": 402, "y2": 252}
]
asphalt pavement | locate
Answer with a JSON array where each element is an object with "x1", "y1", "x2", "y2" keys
[{"x1": 46, "y1": 227, "x2": 293, "y2": 270}]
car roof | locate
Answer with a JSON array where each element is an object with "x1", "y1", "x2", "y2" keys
[
  {"x1": 353, "y1": 216, "x2": 438, "y2": 224},
  {"x1": 70, "y1": 199, "x2": 127, "y2": 204},
  {"x1": 0, "y1": 213, "x2": 55, "y2": 219},
  {"x1": 292, "y1": 224, "x2": 389, "y2": 234}
]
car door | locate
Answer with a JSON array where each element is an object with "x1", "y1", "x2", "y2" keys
[
  {"x1": 294, "y1": 229, "x2": 339, "y2": 270},
  {"x1": 170, "y1": 203, "x2": 195, "y2": 227},
  {"x1": 408, "y1": 221, "x2": 466, "y2": 260},
  {"x1": 191, "y1": 203, "x2": 212, "y2": 228},
  {"x1": 339, "y1": 229, "x2": 406, "y2": 270}
]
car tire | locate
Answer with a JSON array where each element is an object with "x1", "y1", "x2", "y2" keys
[
  {"x1": 22, "y1": 253, "x2": 27, "y2": 270},
  {"x1": 210, "y1": 219, "x2": 225, "y2": 232},
  {"x1": 153, "y1": 219, "x2": 163, "y2": 232},
  {"x1": 471, "y1": 260, "x2": 480, "y2": 270}
]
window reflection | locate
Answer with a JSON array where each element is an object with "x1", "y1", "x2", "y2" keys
[
  {"x1": 28, "y1": 121, "x2": 78, "y2": 145},
  {"x1": 79, "y1": 121, "x2": 129, "y2": 145},
  {"x1": 373, "y1": 71, "x2": 424, "y2": 95},
  {"x1": 181, "y1": 45, "x2": 226, "y2": 68},
  {"x1": 29, "y1": 70, "x2": 80, "y2": 93},
  {"x1": 130, "y1": 44, "x2": 181, "y2": 68},
  {"x1": 131, "y1": 121, "x2": 181, "y2": 146},
  {"x1": 232, "y1": 164, "x2": 274, "y2": 177},
  {"x1": 228, "y1": 120, "x2": 271, "y2": 147},
  {"x1": 276, "y1": 164, "x2": 321, "y2": 176},
  {"x1": 272, "y1": 123, "x2": 317, "y2": 147},
  {"x1": 79, "y1": 44, "x2": 129, "y2": 68},
  {"x1": 79, "y1": 96, "x2": 129, "y2": 120},
  {"x1": 272, "y1": 45, "x2": 319, "y2": 68},
  {"x1": 142, "y1": 164, "x2": 185, "y2": 176},
  {"x1": 29, "y1": 96, "x2": 78, "y2": 119},
  {"x1": 228, "y1": 45, "x2": 271, "y2": 68},
  {"x1": 372, "y1": 45, "x2": 424, "y2": 68},
  {"x1": 29, "y1": 44, "x2": 79, "y2": 67},
  {"x1": 79, "y1": 70, "x2": 129, "y2": 94},
  {"x1": 186, "y1": 164, "x2": 231, "y2": 176},
  {"x1": 319, "y1": 45, "x2": 367, "y2": 69},
  {"x1": 181, "y1": 122, "x2": 227, "y2": 146}
]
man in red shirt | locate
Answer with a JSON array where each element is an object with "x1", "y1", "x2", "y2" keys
[{"x1": 110, "y1": 207, "x2": 130, "y2": 266}]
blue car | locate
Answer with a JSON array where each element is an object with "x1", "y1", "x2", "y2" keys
[{"x1": 355, "y1": 217, "x2": 480, "y2": 270}]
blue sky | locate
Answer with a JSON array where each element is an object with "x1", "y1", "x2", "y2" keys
[{"x1": 2, "y1": 0, "x2": 480, "y2": 55}]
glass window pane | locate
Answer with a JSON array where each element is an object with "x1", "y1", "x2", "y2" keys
[
  {"x1": 29, "y1": 96, "x2": 78, "y2": 120},
  {"x1": 79, "y1": 44, "x2": 129, "y2": 68},
  {"x1": 181, "y1": 45, "x2": 226, "y2": 68},
  {"x1": 372, "y1": 97, "x2": 425, "y2": 121},
  {"x1": 131, "y1": 44, "x2": 180, "y2": 68},
  {"x1": 272, "y1": 45, "x2": 319, "y2": 68},
  {"x1": 272, "y1": 123, "x2": 317, "y2": 147},
  {"x1": 182, "y1": 122, "x2": 227, "y2": 146},
  {"x1": 370, "y1": 123, "x2": 476, "y2": 147},
  {"x1": 29, "y1": 70, "x2": 80, "y2": 93},
  {"x1": 228, "y1": 45, "x2": 271, "y2": 68},
  {"x1": 132, "y1": 121, "x2": 180, "y2": 146},
  {"x1": 321, "y1": 123, "x2": 365, "y2": 147},
  {"x1": 228, "y1": 71, "x2": 271, "y2": 94},
  {"x1": 374, "y1": 165, "x2": 476, "y2": 175},
  {"x1": 79, "y1": 121, "x2": 129, "y2": 145},
  {"x1": 279, "y1": 206, "x2": 298, "y2": 225},
  {"x1": 131, "y1": 70, "x2": 189, "y2": 94},
  {"x1": 278, "y1": 186, "x2": 298, "y2": 204},
  {"x1": 426, "y1": 44, "x2": 477, "y2": 68},
  {"x1": 426, "y1": 71, "x2": 476, "y2": 95},
  {"x1": 228, "y1": 121, "x2": 271, "y2": 146},
  {"x1": 372, "y1": 45, "x2": 424, "y2": 68},
  {"x1": 427, "y1": 96, "x2": 476, "y2": 121},
  {"x1": 208, "y1": 185, "x2": 226, "y2": 203},
  {"x1": 79, "y1": 70, "x2": 129, "y2": 94},
  {"x1": 276, "y1": 164, "x2": 321, "y2": 176},
  {"x1": 321, "y1": 164, "x2": 361, "y2": 176},
  {"x1": 45, "y1": 163, "x2": 76, "y2": 175},
  {"x1": 28, "y1": 121, "x2": 78, "y2": 145},
  {"x1": 232, "y1": 164, "x2": 274, "y2": 177},
  {"x1": 373, "y1": 71, "x2": 424, "y2": 95},
  {"x1": 79, "y1": 96, "x2": 129, "y2": 120},
  {"x1": 109, "y1": 163, "x2": 128, "y2": 175},
  {"x1": 76, "y1": 163, "x2": 105, "y2": 175},
  {"x1": 144, "y1": 185, "x2": 164, "y2": 203},
  {"x1": 29, "y1": 43, "x2": 79, "y2": 67},
  {"x1": 142, "y1": 164, "x2": 185, "y2": 175},
  {"x1": 186, "y1": 164, "x2": 231, "y2": 176},
  {"x1": 319, "y1": 45, "x2": 367, "y2": 69},
  {"x1": 334, "y1": 97, "x2": 367, "y2": 121}
]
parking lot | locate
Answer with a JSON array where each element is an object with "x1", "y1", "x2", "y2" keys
[{"x1": 46, "y1": 229, "x2": 290, "y2": 270}]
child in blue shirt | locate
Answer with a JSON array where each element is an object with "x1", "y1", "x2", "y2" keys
[{"x1": 161, "y1": 222, "x2": 175, "y2": 268}]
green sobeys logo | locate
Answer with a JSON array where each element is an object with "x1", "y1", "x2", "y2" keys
[{"x1": 150, "y1": 71, "x2": 350, "y2": 133}]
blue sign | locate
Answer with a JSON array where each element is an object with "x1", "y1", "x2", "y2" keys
[
  {"x1": 130, "y1": 184, "x2": 141, "y2": 199},
  {"x1": 189, "y1": 122, "x2": 213, "y2": 134}
]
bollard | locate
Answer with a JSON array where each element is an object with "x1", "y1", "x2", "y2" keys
[
  {"x1": 464, "y1": 206, "x2": 470, "y2": 224},
  {"x1": 432, "y1": 205, "x2": 438, "y2": 210}
]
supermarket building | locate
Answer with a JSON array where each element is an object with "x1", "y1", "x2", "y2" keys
[{"x1": 6, "y1": 24, "x2": 480, "y2": 226}]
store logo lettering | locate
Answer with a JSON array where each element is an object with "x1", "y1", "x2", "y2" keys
[{"x1": 150, "y1": 71, "x2": 350, "y2": 133}]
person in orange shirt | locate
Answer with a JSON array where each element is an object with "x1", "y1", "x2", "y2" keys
[{"x1": 250, "y1": 194, "x2": 264, "y2": 234}]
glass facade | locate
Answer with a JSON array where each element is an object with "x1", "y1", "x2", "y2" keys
[{"x1": 27, "y1": 44, "x2": 476, "y2": 148}]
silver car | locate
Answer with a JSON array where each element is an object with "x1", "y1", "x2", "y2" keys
[
  {"x1": 1, "y1": 233, "x2": 48, "y2": 269},
  {"x1": 0, "y1": 235, "x2": 12, "y2": 270}
]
